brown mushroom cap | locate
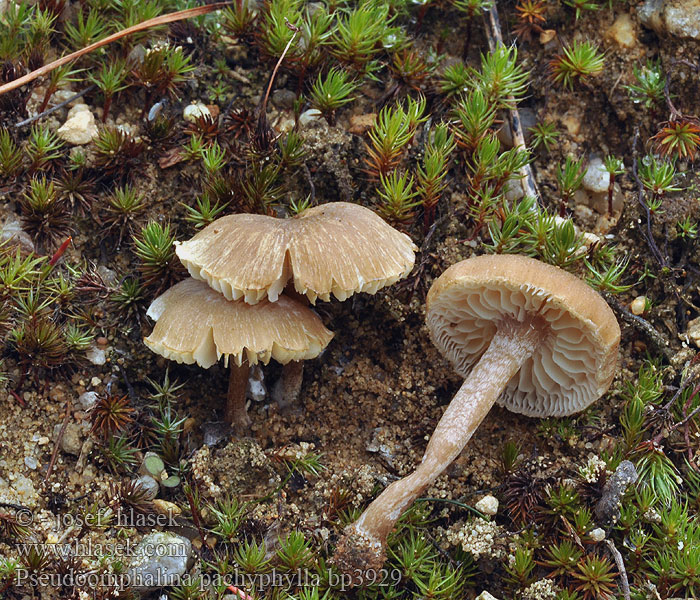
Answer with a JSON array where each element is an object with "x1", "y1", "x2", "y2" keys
[
  {"x1": 426, "y1": 254, "x2": 620, "y2": 417},
  {"x1": 175, "y1": 202, "x2": 417, "y2": 304},
  {"x1": 144, "y1": 278, "x2": 334, "y2": 368}
]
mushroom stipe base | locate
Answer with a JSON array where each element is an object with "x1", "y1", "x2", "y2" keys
[{"x1": 334, "y1": 316, "x2": 545, "y2": 576}]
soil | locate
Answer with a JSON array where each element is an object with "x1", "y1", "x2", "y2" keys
[{"x1": 1, "y1": 1, "x2": 700, "y2": 599}]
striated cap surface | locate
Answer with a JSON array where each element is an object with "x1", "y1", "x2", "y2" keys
[
  {"x1": 144, "y1": 278, "x2": 334, "y2": 368},
  {"x1": 175, "y1": 202, "x2": 417, "y2": 304},
  {"x1": 426, "y1": 254, "x2": 620, "y2": 417}
]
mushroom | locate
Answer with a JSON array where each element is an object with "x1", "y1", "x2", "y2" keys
[
  {"x1": 175, "y1": 201, "x2": 416, "y2": 409},
  {"x1": 174, "y1": 202, "x2": 417, "y2": 305},
  {"x1": 144, "y1": 278, "x2": 333, "y2": 428},
  {"x1": 334, "y1": 254, "x2": 620, "y2": 574}
]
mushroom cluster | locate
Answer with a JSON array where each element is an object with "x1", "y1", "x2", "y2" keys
[
  {"x1": 144, "y1": 202, "x2": 417, "y2": 428},
  {"x1": 334, "y1": 254, "x2": 621, "y2": 574}
]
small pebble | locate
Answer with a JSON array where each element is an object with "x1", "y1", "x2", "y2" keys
[
  {"x1": 78, "y1": 391, "x2": 98, "y2": 410},
  {"x1": 474, "y1": 494, "x2": 499, "y2": 516},
  {"x1": 24, "y1": 456, "x2": 38, "y2": 470},
  {"x1": 475, "y1": 592, "x2": 500, "y2": 600},
  {"x1": 630, "y1": 296, "x2": 647, "y2": 316},
  {"x1": 589, "y1": 527, "x2": 606, "y2": 542},
  {"x1": 57, "y1": 104, "x2": 98, "y2": 145},
  {"x1": 86, "y1": 345, "x2": 106, "y2": 366}
]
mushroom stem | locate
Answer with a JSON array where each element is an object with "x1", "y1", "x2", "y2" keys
[
  {"x1": 273, "y1": 360, "x2": 305, "y2": 412},
  {"x1": 226, "y1": 361, "x2": 251, "y2": 428},
  {"x1": 334, "y1": 316, "x2": 545, "y2": 574}
]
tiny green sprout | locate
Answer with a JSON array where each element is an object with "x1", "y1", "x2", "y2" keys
[
  {"x1": 100, "y1": 435, "x2": 139, "y2": 473},
  {"x1": 200, "y1": 141, "x2": 227, "y2": 176},
  {"x1": 556, "y1": 155, "x2": 586, "y2": 216},
  {"x1": 528, "y1": 121, "x2": 560, "y2": 153},
  {"x1": 639, "y1": 155, "x2": 680, "y2": 199},
  {"x1": 310, "y1": 68, "x2": 359, "y2": 126},
  {"x1": 572, "y1": 554, "x2": 617, "y2": 600},
  {"x1": 89, "y1": 60, "x2": 128, "y2": 123},
  {"x1": 277, "y1": 130, "x2": 306, "y2": 169},
  {"x1": 64, "y1": 8, "x2": 107, "y2": 50},
  {"x1": 331, "y1": 1, "x2": 397, "y2": 75},
  {"x1": 633, "y1": 442, "x2": 681, "y2": 502},
  {"x1": 209, "y1": 495, "x2": 247, "y2": 541},
  {"x1": 376, "y1": 170, "x2": 420, "y2": 229},
  {"x1": 171, "y1": 576, "x2": 206, "y2": 600},
  {"x1": 181, "y1": 135, "x2": 206, "y2": 162},
  {"x1": 20, "y1": 176, "x2": 71, "y2": 248},
  {"x1": 365, "y1": 102, "x2": 415, "y2": 177},
  {"x1": 549, "y1": 41, "x2": 605, "y2": 90},
  {"x1": 505, "y1": 546, "x2": 536, "y2": 588},
  {"x1": 222, "y1": 0, "x2": 258, "y2": 39},
  {"x1": 625, "y1": 60, "x2": 666, "y2": 111},
  {"x1": 418, "y1": 123, "x2": 456, "y2": 232},
  {"x1": 233, "y1": 539, "x2": 271, "y2": 575},
  {"x1": 111, "y1": 276, "x2": 144, "y2": 319},
  {"x1": 584, "y1": 256, "x2": 631, "y2": 293},
  {"x1": 132, "y1": 221, "x2": 177, "y2": 288},
  {"x1": 388, "y1": 530, "x2": 436, "y2": 582},
  {"x1": 563, "y1": 0, "x2": 600, "y2": 20},
  {"x1": 103, "y1": 184, "x2": 146, "y2": 243},
  {"x1": 184, "y1": 193, "x2": 228, "y2": 229},
  {"x1": 276, "y1": 531, "x2": 314, "y2": 570},
  {"x1": 439, "y1": 61, "x2": 471, "y2": 100},
  {"x1": 288, "y1": 196, "x2": 312, "y2": 216},
  {"x1": 64, "y1": 322, "x2": 94, "y2": 352},
  {"x1": 542, "y1": 540, "x2": 583, "y2": 579},
  {"x1": 474, "y1": 45, "x2": 529, "y2": 109},
  {"x1": 39, "y1": 64, "x2": 83, "y2": 114},
  {"x1": 0, "y1": 128, "x2": 22, "y2": 177},
  {"x1": 452, "y1": 87, "x2": 497, "y2": 153},
  {"x1": 25, "y1": 124, "x2": 64, "y2": 172},
  {"x1": 147, "y1": 368, "x2": 184, "y2": 409},
  {"x1": 414, "y1": 562, "x2": 466, "y2": 599},
  {"x1": 677, "y1": 215, "x2": 698, "y2": 239}
]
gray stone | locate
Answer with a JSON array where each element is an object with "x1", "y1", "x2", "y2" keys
[
  {"x1": 638, "y1": 0, "x2": 700, "y2": 39},
  {"x1": 272, "y1": 89, "x2": 297, "y2": 110},
  {"x1": 54, "y1": 422, "x2": 84, "y2": 456},
  {"x1": 1, "y1": 217, "x2": 35, "y2": 254},
  {"x1": 582, "y1": 157, "x2": 610, "y2": 194},
  {"x1": 86, "y1": 345, "x2": 106, "y2": 365},
  {"x1": 78, "y1": 391, "x2": 99, "y2": 411},
  {"x1": 595, "y1": 460, "x2": 638, "y2": 525},
  {"x1": 127, "y1": 532, "x2": 192, "y2": 591}
]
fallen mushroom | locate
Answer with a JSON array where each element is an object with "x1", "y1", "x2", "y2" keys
[
  {"x1": 144, "y1": 278, "x2": 333, "y2": 428},
  {"x1": 175, "y1": 201, "x2": 417, "y2": 305},
  {"x1": 334, "y1": 254, "x2": 620, "y2": 574}
]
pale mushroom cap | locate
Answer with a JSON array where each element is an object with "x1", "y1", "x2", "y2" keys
[
  {"x1": 144, "y1": 278, "x2": 334, "y2": 368},
  {"x1": 175, "y1": 202, "x2": 417, "y2": 304},
  {"x1": 426, "y1": 254, "x2": 620, "y2": 417}
]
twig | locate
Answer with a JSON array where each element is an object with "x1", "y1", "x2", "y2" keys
[
  {"x1": 631, "y1": 127, "x2": 666, "y2": 267},
  {"x1": 605, "y1": 539, "x2": 631, "y2": 600},
  {"x1": 15, "y1": 86, "x2": 95, "y2": 128},
  {"x1": 0, "y1": 3, "x2": 232, "y2": 97},
  {"x1": 484, "y1": 4, "x2": 541, "y2": 206},
  {"x1": 255, "y1": 19, "x2": 299, "y2": 151},
  {"x1": 45, "y1": 400, "x2": 72, "y2": 483},
  {"x1": 605, "y1": 294, "x2": 674, "y2": 361}
]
